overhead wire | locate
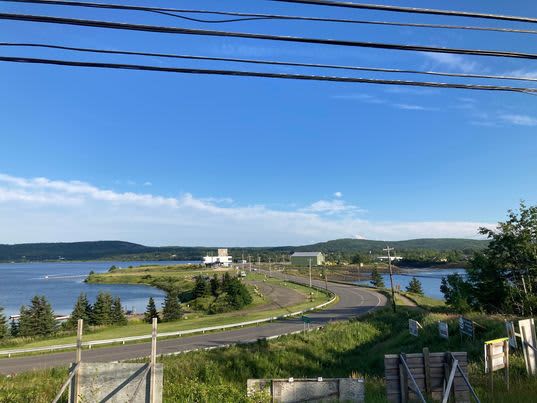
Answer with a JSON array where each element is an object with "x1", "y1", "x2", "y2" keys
[
  {"x1": 3, "y1": 13, "x2": 537, "y2": 61},
  {"x1": 1, "y1": 55, "x2": 536, "y2": 94},
  {"x1": 3, "y1": 42, "x2": 537, "y2": 84},
  {"x1": 269, "y1": 0, "x2": 537, "y2": 24},
  {"x1": 2, "y1": 0, "x2": 537, "y2": 35}
]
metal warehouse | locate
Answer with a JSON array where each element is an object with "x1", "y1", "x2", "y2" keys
[{"x1": 290, "y1": 252, "x2": 325, "y2": 266}]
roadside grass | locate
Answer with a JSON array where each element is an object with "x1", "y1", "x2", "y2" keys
[
  {"x1": 3, "y1": 303, "x2": 537, "y2": 402},
  {"x1": 0, "y1": 275, "x2": 330, "y2": 352}
]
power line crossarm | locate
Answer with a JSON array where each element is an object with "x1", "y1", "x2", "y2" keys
[{"x1": 3, "y1": 13, "x2": 537, "y2": 61}]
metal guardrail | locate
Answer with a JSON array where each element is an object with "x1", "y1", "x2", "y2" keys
[{"x1": 0, "y1": 281, "x2": 335, "y2": 358}]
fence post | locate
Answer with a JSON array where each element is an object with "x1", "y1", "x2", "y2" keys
[
  {"x1": 75, "y1": 319, "x2": 83, "y2": 403},
  {"x1": 150, "y1": 317, "x2": 158, "y2": 403}
]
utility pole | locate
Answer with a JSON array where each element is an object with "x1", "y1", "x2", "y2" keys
[
  {"x1": 269, "y1": 257, "x2": 272, "y2": 277},
  {"x1": 258, "y1": 255, "x2": 261, "y2": 267},
  {"x1": 323, "y1": 267, "x2": 328, "y2": 290},
  {"x1": 248, "y1": 255, "x2": 252, "y2": 272},
  {"x1": 384, "y1": 245, "x2": 397, "y2": 312},
  {"x1": 309, "y1": 258, "x2": 312, "y2": 288}
]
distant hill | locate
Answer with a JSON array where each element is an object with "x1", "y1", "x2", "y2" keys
[
  {"x1": 294, "y1": 238, "x2": 488, "y2": 254},
  {"x1": 0, "y1": 238, "x2": 488, "y2": 262}
]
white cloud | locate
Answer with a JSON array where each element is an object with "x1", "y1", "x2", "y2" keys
[
  {"x1": 393, "y1": 103, "x2": 437, "y2": 111},
  {"x1": 422, "y1": 53, "x2": 480, "y2": 73},
  {"x1": 334, "y1": 192, "x2": 343, "y2": 198},
  {"x1": 0, "y1": 173, "x2": 491, "y2": 246},
  {"x1": 143, "y1": 181, "x2": 152, "y2": 186},
  {"x1": 500, "y1": 114, "x2": 537, "y2": 127}
]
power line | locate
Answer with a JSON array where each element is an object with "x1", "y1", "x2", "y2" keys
[
  {"x1": 4, "y1": 42, "x2": 537, "y2": 84},
  {"x1": 0, "y1": 55, "x2": 536, "y2": 94},
  {"x1": 269, "y1": 0, "x2": 537, "y2": 24},
  {"x1": 3, "y1": 13, "x2": 537, "y2": 61},
  {"x1": 3, "y1": 0, "x2": 537, "y2": 35}
]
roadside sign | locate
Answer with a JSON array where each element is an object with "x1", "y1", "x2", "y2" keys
[
  {"x1": 409, "y1": 319, "x2": 421, "y2": 337},
  {"x1": 302, "y1": 316, "x2": 311, "y2": 324},
  {"x1": 459, "y1": 316, "x2": 474, "y2": 339},
  {"x1": 438, "y1": 321, "x2": 449, "y2": 339},
  {"x1": 484, "y1": 338, "x2": 510, "y2": 391},
  {"x1": 505, "y1": 321, "x2": 518, "y2": 349},
  {"x1": 519, "y1": 319, "x2": 537, "y2": 376}
]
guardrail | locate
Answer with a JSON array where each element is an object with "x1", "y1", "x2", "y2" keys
[{"x1": 0, "y1": 279, "x2": 335, "y2": 358}]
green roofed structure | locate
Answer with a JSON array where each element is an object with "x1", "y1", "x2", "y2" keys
[{"x1": 290, "y1": 252, "x2": 325, "y2": 266}]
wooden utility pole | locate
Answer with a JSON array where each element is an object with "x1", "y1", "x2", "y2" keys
[
  {"x1": 74, "y1": 319, "x2": 83, "y2": 403},
  {"x1": 309, "y1": 258, "x2": 312, "y2": 288},
  {"x1": 384, "y1": 246, "x2": 397, "y2": 312}
]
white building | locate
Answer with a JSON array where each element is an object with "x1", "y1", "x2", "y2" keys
[{"x1": 203, "y1": 248, "x2": 233, "y2": 267}]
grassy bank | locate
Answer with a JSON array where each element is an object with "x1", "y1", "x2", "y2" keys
[
  {"x1": 0, "y1": 274, "x2": 330, "y2": 352},
  {"x1": 3, "y1": 297, "x2": 537, "y2": 402}
]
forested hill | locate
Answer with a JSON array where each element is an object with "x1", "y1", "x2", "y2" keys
[
  {"x1": 0, "y1": 238, "x2": 488, "y2": 262},
  {"x1": 295, "y1": 238, "x2": 488, "y2": 254}
]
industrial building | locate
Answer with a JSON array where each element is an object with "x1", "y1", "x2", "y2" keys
[
  {"x1": 203, "y1": 248, "x2": 233, "y2": 267},
  {"x1": 290, "y1": 251, "x2": 325, "y2": 266}
]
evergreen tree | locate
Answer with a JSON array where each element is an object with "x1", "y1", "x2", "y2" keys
[
  {"x1": 91, "y1": 292, "x2": 113, "y2": 326},
  {"x1": 210, "y1": 274, "x2": 220, "y2": 297},
  {"x1": 221, "y1": 272, "x2": 232, "y2": 291},
  {"x1": 10, "y1": 318, "x2": 19, "y2": 338},
  {"x1": 144, "y1": 297, "x2": 160, "y2": 323},
  {"x1": 67, "y1": 293, "x2": 92, "y2": 329},
  {"x1": 111, "y1": 297, "x2": 128, "y2": 326},
  {"x1": 0, "y1": 306, "x2": 7, "y2": 339},
  {"x1": 18, "y1": 295, "x2": 56, "y2": 337},
  {"x1": 406, "y1": 277, "x2": 424, "y2": 295},
  {"x1": 162, "y1": 292, "x2": 182, "y2": 322},
  {"x1": 193, "y1": 275, "x2": 209, "y2": 299},
  {"x1": 370, "y1": 268, "x2": 385, "y2": 288},
  {"x1": 225, "y1": 277, "x2": 253, "y2": 309}
]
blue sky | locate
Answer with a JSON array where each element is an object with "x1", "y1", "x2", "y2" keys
[{"x1": 1, "y1": 0, "x2": 537, "y2": 246}]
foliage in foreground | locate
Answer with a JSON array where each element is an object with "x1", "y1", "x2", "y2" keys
[{"x1": 4, "y1": 304, "x2": 537, "y2": 402}]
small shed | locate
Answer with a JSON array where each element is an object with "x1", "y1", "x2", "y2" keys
[{"x1": 290, "y1": 252, "x2": 324, "y2": 266}]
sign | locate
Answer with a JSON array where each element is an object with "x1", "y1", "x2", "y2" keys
[
  {"x1": 459, "y1": 316, "x2": 474, "y2": 338},
  {"x1": 484, "y1": 338, "x2": 509, "y2": 373},
  {"x1": 409, "y1": 319, "x2": 420, "y2": 337},
  {"x1": 301, "y1": 316, "x2": 311, "y2": 324},
  {"x1": 519, "y1": 319, "x2": 537, "y2": 376},
  {"x1": 438, "y1": 321, "x2": 449, "y2": 339},
  {"x1": 505, "y1": 321, "x2": 518, "y2": 349}
]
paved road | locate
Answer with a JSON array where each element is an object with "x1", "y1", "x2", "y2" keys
[{"x1": 0, "y1": 272, "x2": 386, "y2": 374}]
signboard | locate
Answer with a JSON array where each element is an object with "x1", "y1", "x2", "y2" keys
[
  {"x1": 301, "y1": 316, "x2": 311, "y2": 324},
  {"x1": 484, "y1": 338, "x2": 509, "y2": 373},
  {"x1": 409, "y1": 319, "x2": 420, "y2": 337},
  {"x1": 505, "y1": 321, "x2": 518, "y2": 349},
  {"x1": 519, "y1": 319, "x2": 537, "y2": 376},
  {"x1": 459, "y1": 316, "x2": 474, "y2": 338},
  {"x1": 438, "y1": 321, "x2": 449, "y2": 339}
]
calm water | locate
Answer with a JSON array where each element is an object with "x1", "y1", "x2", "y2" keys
[
  {"x1": 0, "y1": 261, "x2": 199, "y2": 317},
  {"x1": 357, "y1": 268, "x2": 466, "y2": 300}
]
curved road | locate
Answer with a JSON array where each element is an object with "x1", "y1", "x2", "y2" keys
[{"x1": 0, "y1": 272, "x2": 386, "y2": 375}]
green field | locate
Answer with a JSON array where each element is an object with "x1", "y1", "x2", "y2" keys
[
  {"x1": 3, "y1": 294, "x2": 536, "y2": 402},
  {"x1": 0, "y1": 271, "x2": 331, "y2": 352}
]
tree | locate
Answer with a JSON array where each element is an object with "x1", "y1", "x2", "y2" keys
[
  {"x1": 221, "y1": 272, "x2": 232, "y2": 291},
  {"x1": 193, "y1": 275, "x2": 209, "y2": 299},
  {"x1": 406, "y1": 277, "x2": 424, "y2": 295},
  {"x1": 440, "y1": 273, "x2": 472, "y2": 312},
  {"x1": 370, "y1": 268, "x2": 385, "y2": 288},
  {"x1": 144, "y1": 297, "x2": 160, "y2": 323},
  {"x1": 18, "y1": 295, "x2": 56, "y2": 337},
  {"x1": 111, "y1": 297, "x2": 128, "y2": 326},
  {"x1": 10, "y1": 318, "x2": 19, "y2": 337},
  {"x1": 162, "y1": 292, "x2": 182, "y2": 322},
  {"x1": 67, "y1": 293, "x2": 92, "y2": 329},
  {"x1": 210, "y1": 274, "x2": 220, "y2": 297},
  {"x1": 465, "y1": 202, "x2": 537, "y2": 314},
  {"x1": 0, "y1": 306, "x2": 7, "y2": 339},
  {"x1": 91, "y1": 292, "x2": 113, "y2": 326},
  {"x1": 224, "y1": 277, "x2": 253, "y2": 309}
]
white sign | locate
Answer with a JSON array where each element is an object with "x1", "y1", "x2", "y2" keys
[
  {"x1": 519, "y1": 319, "x2": 537, "y2": 375},
  {"x1": 484, "y1": 338, "x2": 509, "y2": 373},
  {"x1": 438, "y1": 321, "x2": 449, "y2": 339}
]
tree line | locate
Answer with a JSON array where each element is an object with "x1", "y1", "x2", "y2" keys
[{"x1": 0, "y1": 292, "x2": 128, "y2": 339}]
